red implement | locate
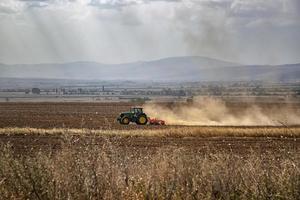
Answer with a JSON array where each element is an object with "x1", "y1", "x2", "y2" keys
[{"x1": 148, "y1": 118, "x2": 166, "y2": 125}]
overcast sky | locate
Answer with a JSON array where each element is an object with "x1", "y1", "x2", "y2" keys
[{"x1": 0, "y1": 0, "x2": 299, "y2": 65}]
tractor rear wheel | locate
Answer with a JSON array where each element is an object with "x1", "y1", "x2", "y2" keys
[
  {"x1": 137, "y1": 114, "x2": 148, "y2": 125},
  {"x1": 121, "y1": 117, "x2": 130, "y2": 125}
]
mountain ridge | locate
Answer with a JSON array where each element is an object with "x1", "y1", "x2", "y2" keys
[{"x1": 0, "y1": 56, "x2": 299, "y2": 82}]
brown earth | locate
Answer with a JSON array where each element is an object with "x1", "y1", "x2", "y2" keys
[
  {"x1": 0, "y1": 133, "x2": 299, "y2": 157},
  {"x1": 0, "y1": 102, "x2": 299, "y2": 129},
  {"x1": 0, "y1": 102, "x2": 134, "y2": 129},
  {"x1": 0, "y1": 102, "x2": 299, "y2": 156}
]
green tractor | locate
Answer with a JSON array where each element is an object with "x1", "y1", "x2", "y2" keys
[{"x1": 117, "y1": 107, "x2": 148, "y2": 125}]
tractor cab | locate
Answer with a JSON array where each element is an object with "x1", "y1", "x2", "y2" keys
[
  {"x1": 130, "y1": 107, "x2": 143, "y2": 114},
  {"x1": 117, "y1": 107, "x2": 148, "y2": 125}
]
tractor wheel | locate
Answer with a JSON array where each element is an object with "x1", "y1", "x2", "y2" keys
[
  {"x1": 137, "y1": 114, "x2": 148, "y2": 125},
  {"x1": 121, "y1": 117, "x2": 130, "y2": 125}
]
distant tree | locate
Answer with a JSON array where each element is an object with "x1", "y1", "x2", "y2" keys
[
  {"x1": 32, "y1": 88, "x2": 41, "y2": 94},
  {"x1": 178, "y1": 90, "x2": 186, "y2": 96},
  {"x1": 130, "y1": 97, "x2": 150, "y2": 104}
]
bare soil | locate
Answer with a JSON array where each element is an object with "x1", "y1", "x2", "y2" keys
[
  {"x1": 0, "y1": 102, "x2": 299, "y2": 129},
  {"x1": 0, "y1": 102, "x2": 299, "y2": 156},
  {"x1": 0, "y1": 132, "x2": 298, "y2": 157}
]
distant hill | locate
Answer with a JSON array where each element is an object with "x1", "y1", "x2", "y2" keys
[{"x1": 0, "y1": 56, "x2": 299, "y2": 82}]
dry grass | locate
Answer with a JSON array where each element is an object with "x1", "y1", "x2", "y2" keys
[
  {"x1": 0, "y1": 138, "x2": 299, "y2": 200},
  {"x1": 0, "y1": 126, "x2": 300, "y2": 138},
  {"x1": 0, "y1": 127, "x2": 299, "y2": 199}
]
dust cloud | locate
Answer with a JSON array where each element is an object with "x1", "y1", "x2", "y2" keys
[{"x1": 144, "y1": 97, "x2": 300, "y2": 126}]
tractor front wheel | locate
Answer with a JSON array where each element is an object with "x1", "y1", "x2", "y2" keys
[{"x1": 120, "y1": 117, "x2": 130, "y2": 125}]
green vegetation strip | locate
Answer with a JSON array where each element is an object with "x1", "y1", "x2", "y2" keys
[{"x1": 0, "y1": 127, "x2": 300, "y2": 138}]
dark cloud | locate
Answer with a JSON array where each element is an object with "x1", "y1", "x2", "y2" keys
[
  {"x1": 19, "y1": 0, "x2": 49, "y2": 2},
  {"x1": 89, "y1": 0, "x2": 180, "y2": 10},
  {"x1": 0, "y1": 7, "x2": 17, "y2": 14},
  {"x1": 89, "y1": 0, "x2": 137, "y2": 10},
  {"x1": 137, "y1": 0, "x2": 181, "y2": 1},
  {"x1": 194, "y1": 0, "x2": 232, "y2": 9}
]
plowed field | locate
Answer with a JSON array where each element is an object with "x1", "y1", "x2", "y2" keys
[
  {"x1": 0, "y1": 102, "x2": 299, "y2": 155},
  {"x1": 1, "y1": 102, "x2": 299, "y2": 129}
]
